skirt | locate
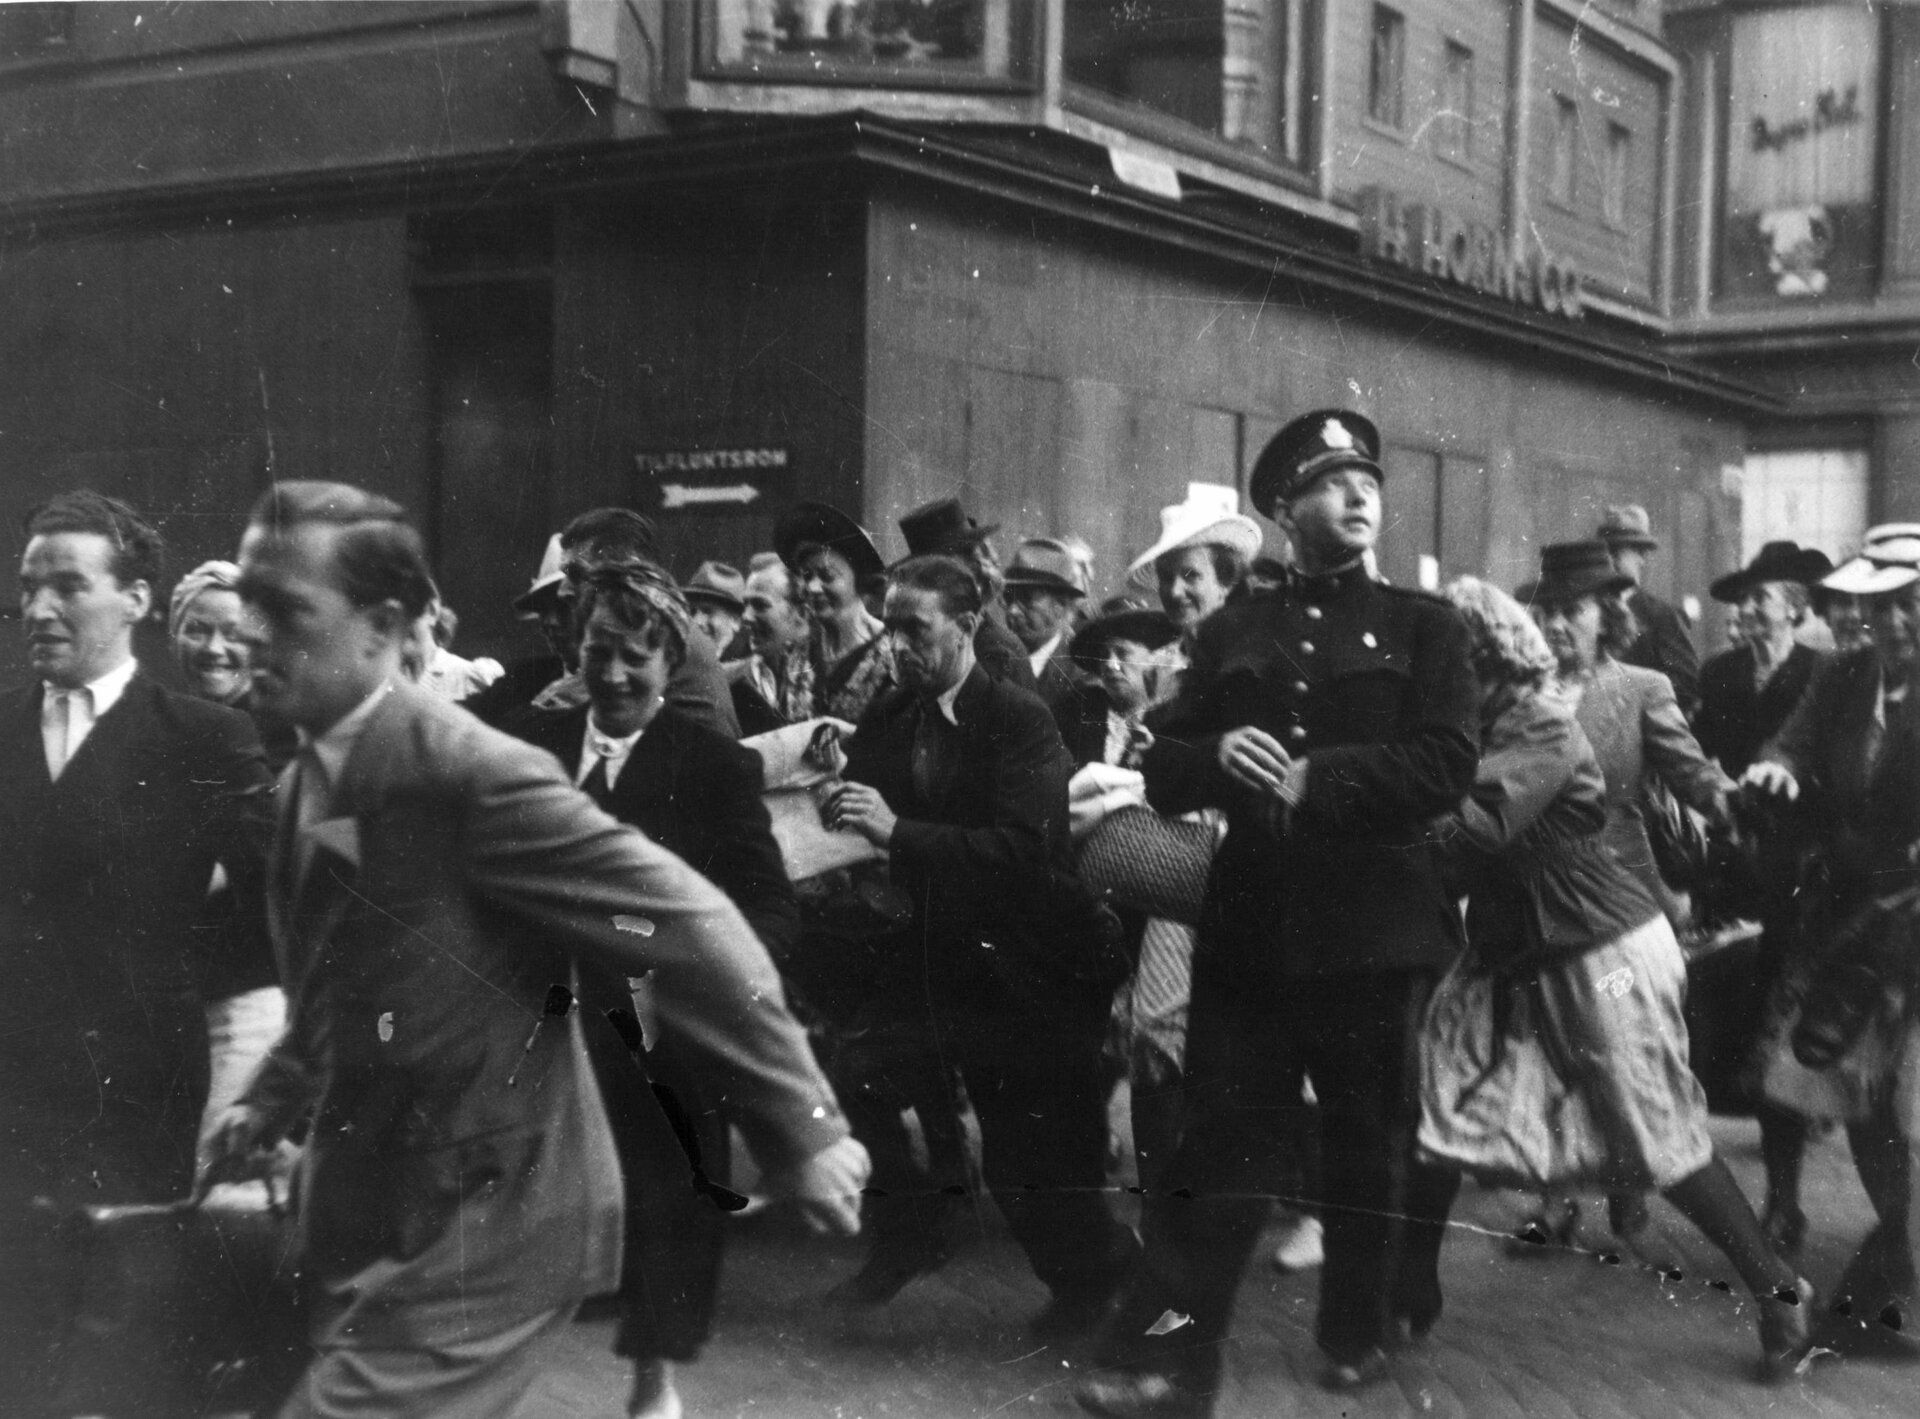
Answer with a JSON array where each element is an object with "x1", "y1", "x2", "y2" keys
[{"x1": 1418, "y1": 915, "x2": 1714, "y2": 1192}]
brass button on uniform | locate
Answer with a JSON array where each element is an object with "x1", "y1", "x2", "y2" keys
[
  {"x1": 1292, "y1": 681, "x2": 1309, "y2": 694},
  {"x1": 1289, "y1": 725, "x2": 1307, "y2": 741},
  {"x1": 1305, "y1": 605, "x2": 1324, "y2": 620},
  {"x1": 1300, "y1": 641, "x2": 1315, "y2": 654}
]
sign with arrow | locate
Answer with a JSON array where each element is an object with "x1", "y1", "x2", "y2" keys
[{"x1": 634, "y1": 446, "x2": 792, "y2": 515}]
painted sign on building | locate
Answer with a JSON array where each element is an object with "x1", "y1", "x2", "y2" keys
[
  {"x1": 1357, "y1": 188, "x2": 1585, "y2": 319},
  {"x1": 634, "y1": 446, "x2": 793, "y2": 513},
  {"x1": 1723, "y1": 5, "x2": 1880, "y2": 302}
]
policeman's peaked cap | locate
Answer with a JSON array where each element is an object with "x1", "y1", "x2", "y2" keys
[{"x1": 1249, "y1": 409, "x2": 1384, "y2": 518}]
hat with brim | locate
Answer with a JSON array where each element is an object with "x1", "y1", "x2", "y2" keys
[
  {"x1": 682, "y1": 560, "x2": 747, "y2": 613},
  {"x1": 1515, "y1": 540, "x2": 1636, "y2": 604},
  {"x1": 898, "y1": 496, "x2": 999, "y2": 558},
  {"x1": 1002, "y1": 537, "x2": 1088, "y2": 598},
  {"x1": 1070, "y1": 599, "x2": 1181, "y2": 667},
  {"x1": 1597, "y1": 505, "x2": 1659, "y2": 552},
  {"x1": 1249, "y1": 409, "x2": 1385, "y2": 517},
  {"x1": 1820, "y1": 524, "x2": 1920, "y2": 596},
  {"x1": 773, "y1": 501, "x2": 887, "y2": 583},
  {"x1": 1126, "y1": 483, "x2": 1264, "y2": 582},
  {"x1": 511, "y1": 533, "x2": 566, "y2": 617},
  {"x1": 1709, "y1": 541, "x2": 1835, "y2": 603}
]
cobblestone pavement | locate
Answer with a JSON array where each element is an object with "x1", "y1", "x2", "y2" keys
[{"x1": 531, "y1": 1117, "x2": 1918, "y2": 1418}]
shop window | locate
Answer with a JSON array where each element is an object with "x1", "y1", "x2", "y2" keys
[
  {"x1": 0, "y1": 2, "x2": 73, "y2": 59},
  {"x1": 700, "y1": 1, "x2": 1036, "y2": 88},
  {"x1": 1436, "y1": 39, "x2": 1474, "y2": 165},
  {"x1": 1721, "y1": 4, "x2": 1881, "y2": 302},
  {"x1": 1602, "y1": 122, "x2": 1631, "y2": 229},
  {"x1": 1062, "y1": 0, "x2": 1317, "y2": 170},
  {"x1": 1548, "y1": 93, "x2": 1578, "y2": 208},
  {"x1": 1367, "y1": 5, "x2": 1405, "y2": 131},
  {"x1": 1740, "y1": 450, "x2": 1868, "y2": 564}
]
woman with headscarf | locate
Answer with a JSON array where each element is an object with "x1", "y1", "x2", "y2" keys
[
  {"x1": 1418, "y1": 577, "x2": 1814, "y2": 1383},
  {"x1": 508, "y1": 559, "x2": 798, "y2": 1419}
]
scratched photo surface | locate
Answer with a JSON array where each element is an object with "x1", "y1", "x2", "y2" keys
[{"x1": 2, "y1": 2, "x2": 1916, "y2": 1417}]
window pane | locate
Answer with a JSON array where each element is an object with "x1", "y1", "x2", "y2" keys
[
  {"x1": 1063, "y1": 0, "x2": 1310, "y2": 168},
  {"x1": 702, "y1": 0, "x2": 1034, "y2": 87},
  {"x1": 1368, "y1": 5, "x2": 1405, "y2": 129},
  {"x1": 1550, "y1": 94, "x2": 1578, "y2": 206},
  {"x1": 1740, "y1": 450, "x2": 1869, "y2": 564},
  {"x1": 1437, "y1": 40, "x2": 1473, "y2": 163},
  {"x1": 1603, "y1": 122, "x2": 1631, "y2": 227}
]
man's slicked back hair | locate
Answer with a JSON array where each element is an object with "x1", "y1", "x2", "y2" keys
[
  {"x1": 889, "y1": 554, "x2": 982, "y2": 619},
  {"x1": 246, "y1": 481, "x2": 436, "y2": 618},
  {"x1": 25, "y1": 490, "x2": 164, "y2": 589}
]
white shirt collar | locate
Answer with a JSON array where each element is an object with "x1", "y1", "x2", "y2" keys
[
  {"x1": 1027, "y1": 631, "x2": 1064, "y2": 679},
  {"x1": 299, "y1": 680, "x2": 394, "y2": 796},
  {"x1": 934, "y1": 675, "x2": 966, "y2": 726},
  {"x1": 580, "y1": 712, "x2": 648, "y2": 790},
  {"x1": 45, "y1": 652, "x2": 139, "y2": 715}
]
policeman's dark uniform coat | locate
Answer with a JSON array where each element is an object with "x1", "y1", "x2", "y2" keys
[
  {"x1": 842, "y1": 664, "x2": 1138, "y2": 1305},
  {"x1": 1097, "y1": 411, "x2": 1480, "y2": 1396}
]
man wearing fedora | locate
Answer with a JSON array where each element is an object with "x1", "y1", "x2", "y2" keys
[
  {"x1": 1003, "y1": 536, "x2": 1093, "y2": 730},
  {"x1": 1599, "y1": 505, "x2": 1702, "y2": 720},
  {"x1": 683, "y1": 560, "x2": 748, "y2": 661},
  {"x1": 897, "y1": 496, "x2": 1038, "y2": 693},
  {"x1": 1077, "y1": 410, "x2": 1479, "y2": 1416}
]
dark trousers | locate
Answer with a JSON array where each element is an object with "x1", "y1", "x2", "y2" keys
[
  {"x1": 845, "y1": 992, "x2": 1139, "y2": 1300},
  {"x1": 1102, "y1": 964, "x2": 1455, "y2": 1389}
]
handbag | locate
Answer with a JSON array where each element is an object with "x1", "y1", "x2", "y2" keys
[
  {"x1": 1075, "y1": 804, "x2": 1218, "y2": 926},
  {"x1": 1642, "y1": 776, "x2": 1712, "y2": 893},
  {"x1": 49, "y1": 1176, "x2": 308, "y2": 1417}
]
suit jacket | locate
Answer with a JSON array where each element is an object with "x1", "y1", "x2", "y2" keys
[
  {"x1": 1031, "y1": 638, "x2": 1088, "y2": 737},
  {"x1": 1568, "y1": 658, "x2": 1730, "y2": 896},
  {"x1": 240, "y1": 683, "x2": 843, "y2": 1344},
  {"x1": 1141, "y1": 564, "x2": 1479, "y2": 979},
  {"x1": 974, "y1": 615, "x2": 1040, "y2": 696},
  {"x1": 0, "y1": 671, "x2": 273, "y2": 1202},
  {"x1": 843, "y1": 666, "x2": 1114, "y2": 1011},
  {"x1": 512, "y1": 704, "x2": 799, "y2": 961},
  {"x1": 1762, "y1": 649, "x2": 1920, "y2": 902},
  {"x1": 1623, "y1": 587, "x2": 1701, "y2": 719},
  {"x1": 1693, "y1": 641, "x2": 1823, "y2": 778}
]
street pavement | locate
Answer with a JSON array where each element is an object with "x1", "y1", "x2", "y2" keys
[{"x1": 530, "y1": 1117, "x2": 1917, "y2": 1418}]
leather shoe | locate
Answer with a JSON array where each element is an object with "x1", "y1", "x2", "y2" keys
[
  {"x1": 1759, "y1": 1276, "x2": 1818, "y2": 1383},
  {"x1": 1319, "y1": 1345, "x2": 1390, "y2": 1392},
  {"x1": 827, "y1": 1235, "x2": 953, "y2": 1307},
  {"x1": 1072, "y1": 1368, "x2": 1206, "y2": 1418}
]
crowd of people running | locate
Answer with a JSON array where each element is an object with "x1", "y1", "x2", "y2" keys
[{"x1": 3, "y1": 406, "x2": 1916, "y2": 1419}]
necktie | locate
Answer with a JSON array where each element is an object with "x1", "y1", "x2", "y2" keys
[
  {"x1": 911, "y1": 702, "x2": 957, "y2": 805},
  {"x1": 580, "y1": 752, "x2": 612, "y2": 805}
]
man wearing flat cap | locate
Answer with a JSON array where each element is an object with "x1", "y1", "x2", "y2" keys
[
  {"x1": 1599, "y1": 505, "x2": 1702, "y2": 719},
  {"x1": 682, "y1": 560, "x2": 748, "y2": 661},
  {"x1": 898, "y1": 496, "x2": 1039, "y2": 694},
  {"x1": 1078, "y1": 410, "x2": 1479, "y2": 1416}
]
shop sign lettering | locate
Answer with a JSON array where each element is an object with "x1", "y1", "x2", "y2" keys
[
  {"x1": 1750, "y1": 85, "x2": 1862, "y2": 155},
  {"x1": 1357, "y1": 188, "x2": 1584, "y2": 320}
]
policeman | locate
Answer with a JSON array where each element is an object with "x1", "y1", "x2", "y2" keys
[{"x1": 1076, "y1": 411, "x2": 1480, "y2": 1418}]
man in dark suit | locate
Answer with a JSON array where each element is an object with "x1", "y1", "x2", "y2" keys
[
  {"x1": 1003, "y1": 536, "x2": 1091, "y2": 732},
  {"x1": 510, "y1": 560, "x2": 799, "y2": 1419},
  {"x1": 897, "y1": 496, "x2": 1039, "y2": 694},
  {"x1": 1600, "y1": 504, "x2": 1702, "y2": 719},
  {"x1": 1077, "y1": 411, "x2": 1479, "y2": 1416},
  {"x1": 825, "y1": 554, "x2": 1138, "y2": 1336},
  {"x1": 204, "y1": 482, "x2": 864, "y2": 1418},
  {"x1": 0, "y1": 490, "x2": 275, "y2": 1409}
]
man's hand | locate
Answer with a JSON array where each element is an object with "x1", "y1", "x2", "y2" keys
[
  {"x1": 824, "y1": 782, "x2": 898, "y2": 847},
  {"x1": 1217, "y1": 727, "x2": 1295, "y2": 801},
  {"x1": 764, "y1": 1135, "x2": 871, "y2": 1237},
  {"x1": 1740, "y1": 760, "x2": 1799, "y2": 803},
  {"x1": 196, "y1": 1102, "x2": 282, "y2": 1192}
]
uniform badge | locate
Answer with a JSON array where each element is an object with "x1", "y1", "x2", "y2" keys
[{"x1": 1321, "y1": 418, "x2": 1356, "y2": 452}]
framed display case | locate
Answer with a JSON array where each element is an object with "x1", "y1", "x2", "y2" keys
[{"x1": 698, "y1": 0, "x2": 1039, "y2": 90}]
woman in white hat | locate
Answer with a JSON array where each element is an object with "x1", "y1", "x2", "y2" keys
[
  {"x1": 1743, "y1": 525, "x2": 1920, "y2": 1341},
  {"x1": 1128, "y1": 483, "x2": 1263, "y2": 634}
]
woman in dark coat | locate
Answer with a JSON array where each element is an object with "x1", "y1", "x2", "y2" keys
[{"x1": 1419, "y1": 578, "x2": 1813, "y2": 1383}]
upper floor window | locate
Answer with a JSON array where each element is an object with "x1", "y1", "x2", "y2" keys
[
  {"x1": 1062, "y1": 0, "x2": 1317, "y2": 171},
  {"x1": 1436, "y1": 39, "x2": 1474, "y2": 165},
  {"x1": 1602, "y1": 121, "x2": 1631, "y2": 228},
  {"x1": 1548, "y1": 93, "x2": 1578, "y2": 208},
  {"x1": 1367, "y1": 5, "x2": 1405, "y2": 130},
  {"x1": 700, "y1": 0, "x2": 1036, "y2": 88}
]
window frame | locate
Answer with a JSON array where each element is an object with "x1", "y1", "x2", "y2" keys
[
  {"x1": 1435, "y1": 37, "x2": 1476, "y2": 170},
  {"x1": 1365, "y1": 3, "x2": 1408, "y2": 135},
  {"x1": 1548, "y1": 91, "x2": 1580, "y2": 212},
  {"x1": 692, "y1": 0, "x2": 1042, "y2": 93}
]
